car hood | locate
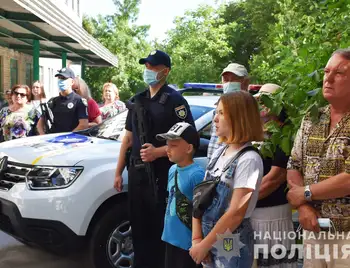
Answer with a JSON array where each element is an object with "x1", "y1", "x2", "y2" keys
[{"x1": 0, "y1": 133, "x2": 121, "y2": 166}]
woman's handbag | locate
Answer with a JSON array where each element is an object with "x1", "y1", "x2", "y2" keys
[{"x1": 192, "y1": 145, "x2": 259, "y2": 219}]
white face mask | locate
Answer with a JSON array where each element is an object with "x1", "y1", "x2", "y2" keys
[{"x1": 223, "y1": 82, "x2": 241, "y2": 93}]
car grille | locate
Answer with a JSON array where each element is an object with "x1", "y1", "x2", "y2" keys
[{"x1": 0, "y1": 157, "x2": 31, "y2": 191}]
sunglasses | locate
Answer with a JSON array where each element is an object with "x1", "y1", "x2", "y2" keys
[{"x1": 13, "y1": 91, "x2": 27, "y2": 98}]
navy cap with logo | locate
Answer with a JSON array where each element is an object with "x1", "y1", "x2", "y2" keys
[
  {"x1": 55, "y1": 67, "x2": 75, "y2": 79},
  {"x1": 139, "y1": 50, "x2": 171, "y2": 69},
  {"x1": 156, "y1": 122, "x2": 199, "y2": 150}
]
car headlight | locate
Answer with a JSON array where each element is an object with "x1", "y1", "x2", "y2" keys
[{"x1": 26, "y1": 166, "x2": 83, "y2": 190}]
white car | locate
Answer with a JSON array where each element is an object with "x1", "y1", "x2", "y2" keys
[{"x1": 0, "y1": 91, "x2": 218, "y2": 268}]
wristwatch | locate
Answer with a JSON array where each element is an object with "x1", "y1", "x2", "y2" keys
[{"x1": 304, "y1": 185, "x2": 312, "y2": 201}]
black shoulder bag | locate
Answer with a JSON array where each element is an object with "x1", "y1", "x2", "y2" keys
[
  {"x1": 192, "y1": 145, "x2": 259, "y2": 219},
  {"x1": 174, "y1": 170, "x2": 193, "y2": 230}
]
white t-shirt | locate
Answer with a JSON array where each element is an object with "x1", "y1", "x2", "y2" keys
[{"x1": 211, "y1": 145, "x2": 263, "y2": 218}]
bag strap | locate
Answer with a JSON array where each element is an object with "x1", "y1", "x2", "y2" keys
[
  {"x1": 174, "y1": 170, "x2": 190, "y2": 201},
  {"x1": 222, "y1": 145, "x2": 260, "y2": 173}
]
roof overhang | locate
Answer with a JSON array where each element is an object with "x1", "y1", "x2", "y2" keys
[{"x1": 0, "y1": 0, "x2": 118, "y2": 67}]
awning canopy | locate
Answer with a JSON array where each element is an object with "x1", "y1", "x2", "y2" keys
[{"x1": 0, "y1": 0, "x2": 118, "y2": 67}]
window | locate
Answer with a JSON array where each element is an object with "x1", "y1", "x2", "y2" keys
[
  {"x1": 39, "y1": 66, "x2": 44, "y2": 85},
  {"x1": 10, "y1": 59, "x2": 18, "y2": 88},
  {"x1": 25, "y1": 63, "x2": 32, "y2": 86},
  {"x1": 77, "y1": 0, "x2": 80, "y2": 16}
]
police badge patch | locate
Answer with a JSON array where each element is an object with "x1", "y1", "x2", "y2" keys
[
  {"x1": 175, "y1": 105, "x2": 187, "y2": 119},
  {"x1": 82, "y1": 98, "x2": 88, "y2": 106},
  {"x1": 223, "y1": 238, "x2": 233, "y2": 252},
  {"x1": 67, "y1": 102, "x2": 74, "y2": 109}
]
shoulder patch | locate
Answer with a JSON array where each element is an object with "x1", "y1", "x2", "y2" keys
[
  {"x1": 175, "y1": 105, "x2": 187, "y2": 119},
  {"x1": 82, "y1": 98, "x2": 88, "y2": 106}
]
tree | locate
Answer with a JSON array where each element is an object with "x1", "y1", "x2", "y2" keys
[
  {"x1": 83, "y1": 0, "x2": 151, "y2": 102},
  {"x1": 250, "y1": 0, "x2": 350, "y2": 156},
  {"x1": 163, "y1": 5, "x2": 235, "y2": 87}
]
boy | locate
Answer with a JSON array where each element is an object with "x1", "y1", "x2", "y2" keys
[{"x1": 156, "y1": 122, "x2": 205, "y2": 268}]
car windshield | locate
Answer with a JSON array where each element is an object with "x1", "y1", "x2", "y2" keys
[{"x1": 80, "y1": 104, "x2": 214, "y2": 141}]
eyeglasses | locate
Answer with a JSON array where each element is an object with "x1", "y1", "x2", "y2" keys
[
  {"x1": 58, "y1": 76, "x2": 68, "y2": 80},
  {"x1": 13, "y1": 91, "x2": 27, "y2": 98}
]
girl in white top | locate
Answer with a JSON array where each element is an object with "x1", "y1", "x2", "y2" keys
[{"x1": 190, "y1": 91, "x2": 264, "y2": 268}]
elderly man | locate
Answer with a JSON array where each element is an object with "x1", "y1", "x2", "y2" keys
[
  {"x1": 207, "y1": 63, "x2": 249, "y2": 160},
  {"x1": 287, "y1": 48, "x2": 350, "y2": 267}
]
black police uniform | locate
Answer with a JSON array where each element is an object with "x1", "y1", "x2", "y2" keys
[
  {"x1": 48, "y1": 91, "x2": 88, "y2": 133},
  {"x1": 126, "y1": 84, "x2": 195, "y2": 268}
]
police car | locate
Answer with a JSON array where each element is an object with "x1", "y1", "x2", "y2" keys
[{"x1": 0, "y1": 83, "x2": 221, "y2": 268}]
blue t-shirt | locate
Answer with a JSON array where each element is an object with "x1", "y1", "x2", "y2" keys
[{"x1": 162, "y1": 162, "x2": 205, "y2": 250}]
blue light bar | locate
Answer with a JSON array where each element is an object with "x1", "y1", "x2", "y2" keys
[{"x1": 183, "y1": 83, "x2": 223, "y2": 89}]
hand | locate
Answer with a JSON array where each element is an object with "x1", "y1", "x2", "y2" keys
[
  {"x1": 140, "y1": 143, "x2": 157, "y2": 162},
  {"x1": 298, "y1": 204, "x2": 321, "y2": 233},
  {"x1": 190, "y1": 241, "x2": 211, "y2": 264},
  {"x1": 114, "y1": 174, "x2": 123, "y2": 192},
  {"x1": 287, "y1": 181, "x2": 307, "y2": 208}
]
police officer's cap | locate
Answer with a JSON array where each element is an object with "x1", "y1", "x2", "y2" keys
[
  {"x1": 55, "y1": 67, "x2": 75, "y2": 79},
  {"x1": 139, "y1": 50, "x2": 171, "y2": 69}
]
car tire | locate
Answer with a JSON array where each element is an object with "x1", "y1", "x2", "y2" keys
[{"x1": 89, "y1": 203, "x2": 133, "y2": 268}]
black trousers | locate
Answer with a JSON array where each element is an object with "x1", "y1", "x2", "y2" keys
[
  {"x1": 165, "y1": 242, "x2": 201, "y2": 268},
  {"x1": 128, "y1": 165, "x2": 168, "y2": 268}
]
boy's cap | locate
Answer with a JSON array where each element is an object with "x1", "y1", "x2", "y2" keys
[
  {"x1": 55, "y1": 67, "x2": 75, "y2": 79},
  {"x1": 139, "y1": 50, "x2": 171, "y2": 69},
  {"x1": 156, "y1": 122, "x2": 199, "y2": 150}
]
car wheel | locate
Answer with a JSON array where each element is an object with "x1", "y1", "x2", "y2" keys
[{"x1": 89, "y1": 204, "x2": 134, "y2": 268}]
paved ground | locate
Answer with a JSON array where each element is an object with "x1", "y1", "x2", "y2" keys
[{"x1": 0, "y1": 232, "x2": 89, "y2": 268}]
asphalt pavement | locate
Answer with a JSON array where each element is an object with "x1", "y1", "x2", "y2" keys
[{"x1": 0, "y1": 231, "x2": 88, "y2": 268}]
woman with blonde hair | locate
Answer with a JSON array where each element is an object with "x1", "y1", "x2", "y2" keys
[
  {"x1": 100, "y1": 82, "x2": 126, "y2": 120},
  {"x1": 30, "y1": 81, "x2": 46, "y2": 108},
  {"x1": 190, "y1": 91, "x2": 264, "y2": 268},
  {"x1": 73, "y1": 76, "x2": 102, "y2": 127},
  {"x1": 0, "y1": 85, "x2": 39, "y2": 141}
]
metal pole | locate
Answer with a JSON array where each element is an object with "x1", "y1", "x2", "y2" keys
[
  {"x1": 33, "y1": 39, "x2": 40, "y2": 81},
  {"x1": 81, "y1": 60, "x2": 86, "y2": 79},
  {"x1": 62, "y1": 52, "x2": 67, "y2": 67}
]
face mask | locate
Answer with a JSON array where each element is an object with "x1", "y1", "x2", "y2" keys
[
  {"x1": 143, "y1": 68, "x2": 165, "y2": 86},
  {"x1": 58, "y1": 79, "x2": 70, "y2": 92},
  {"x1": 223, "y1": 82, "x2": 241, "y2": 93}
]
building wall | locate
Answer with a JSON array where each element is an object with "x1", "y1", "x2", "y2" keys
[
  {"x1": 0, "y1": 46, "x2": 33, "y2": 93},
  {"x1": 49, "y1": 0, "x2": 82, "y2": 25}
]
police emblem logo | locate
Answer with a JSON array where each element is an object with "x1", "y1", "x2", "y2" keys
[
  {"x1": 150, "y1": 50, "x2": 157, "y2": 55},
  {"x1": 223, "y1": 238, "x2": 233, "y2": 252},
  {"x1": 82, "y1": 98, "x2": 88, "y2": 106},
  {"x1": 175, "y1": 105, "x2": 187, "y2": 119},
  {"x1": 67, "y1": 102, "x2": 74, "y2": 109},
  {"x1": 61, "y1": 67, "x2": 66, "y2": 72}
]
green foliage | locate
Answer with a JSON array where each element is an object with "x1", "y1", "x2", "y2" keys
[
  {"x1": 162, "y1": 5, "x2": 235, "y2": 87},
  {"x1": 251, "y1": 0, "x2": 350, "y2": 156},
  {"x1": 83, "y1": 0, "x2": 151, "y2": 102}
]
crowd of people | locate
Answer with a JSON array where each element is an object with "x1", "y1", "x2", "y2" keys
[
  {"x1": 0, "y1": 47, "x2": 350, "y2": 268},
  {"x1": 0, "y1": 68, "x2": 126, "y2": 141},
  {"x1": 114, "y1": 48, "x2": 350, "y2": 268}
]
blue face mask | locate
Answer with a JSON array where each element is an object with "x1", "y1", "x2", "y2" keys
[
  {"x1": 143, "y1": 68, "x2": 165, "y2": 86},
  {"x1": 223, "y1": 82, "x2": 241, "y2": 93},
  {"x1": 58, "y1": 79, "x2": 70, "y2": 92}
]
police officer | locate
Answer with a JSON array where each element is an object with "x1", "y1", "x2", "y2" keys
[
  {"x1": 114, "y1": 50, "x2": 195, "y2": 268},
  {"x1": 37, "y1": 67, "x2": 88, "y2": 134}
]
